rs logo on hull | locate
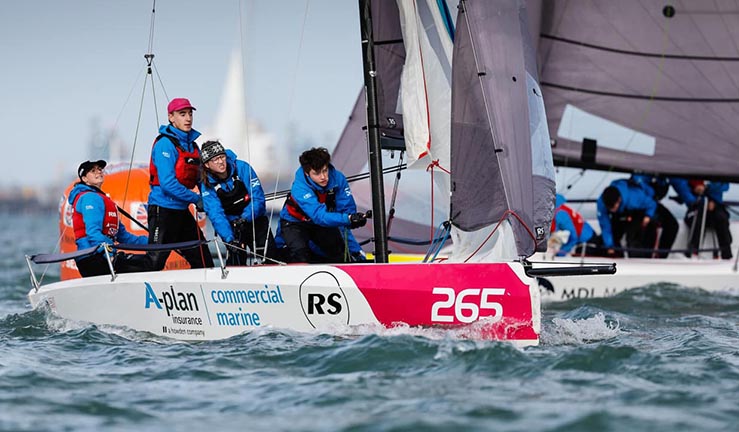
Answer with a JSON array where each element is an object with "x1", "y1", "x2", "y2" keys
[{"x1": 299, "y1": 271, "x2": 350, "y2": 328}]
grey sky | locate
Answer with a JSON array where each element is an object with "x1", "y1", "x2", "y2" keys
[{"x1": 0, "y1": 0, "x2": 362, "y2": 187}]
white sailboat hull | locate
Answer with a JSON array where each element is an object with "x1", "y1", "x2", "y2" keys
[
  {"x1": 28, "y1": 262, "x2": 541, "y2": 346},
  {"x1": 535, "y1": 255, "x2": 739, "y2": 302}
]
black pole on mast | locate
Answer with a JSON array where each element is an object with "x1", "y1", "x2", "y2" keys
[{"x1": 358, "y1": 0, "x2": 389, "y2": 263}]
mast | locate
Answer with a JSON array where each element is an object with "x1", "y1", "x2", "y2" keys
[{"x1": 358, "y1": 0, "x2": 389, "y2": 263}]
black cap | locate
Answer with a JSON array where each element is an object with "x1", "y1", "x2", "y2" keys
[{"x1": 77, "y1": 160, "x2": 107, "y2": 180}]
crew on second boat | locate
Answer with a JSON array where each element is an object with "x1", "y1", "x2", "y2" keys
[
  {"x1": 549, "y1": 193, "x2": 604, "y2": 256},
  {"x1": 597, "y1": 177, "x2": 678, "y2": 258},
  {"x1": 672, "y1": 178, "x2": 733, "y2": 259}
]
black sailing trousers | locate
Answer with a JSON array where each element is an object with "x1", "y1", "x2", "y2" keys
[
  {"x1": 147, "y1": 205, "x2": 214, "y2": 271},
  {"x1": 280, "y1": 220, "x2": 349, "y2": 264}
]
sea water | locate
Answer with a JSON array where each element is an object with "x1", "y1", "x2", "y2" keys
[{"x1": 1, "y1": 212, "x2": 738, "y2": 432}]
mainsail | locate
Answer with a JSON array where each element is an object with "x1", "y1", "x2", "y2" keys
[{"x1": 538, "y1": 0, "x2": 739, "y2": 182}]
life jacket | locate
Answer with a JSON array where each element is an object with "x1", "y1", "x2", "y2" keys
[
  {"x1": 214, "y1": 174, "x2": 251, "y2": 216},
  {"x1": 149, "y1": 134, "x2": 201, "y2": 189},
  {"x1": 284, "y1": 188, "x2": 336, "y2": 222},
  {"x1": 550, "y1": 204, "x2": 584, "y2": 237},
  {"x1": 72, "y1": 190, "x2": 119, "y2": 240}
]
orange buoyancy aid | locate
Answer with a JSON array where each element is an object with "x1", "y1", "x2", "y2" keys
[
  {"x1": 550, "y1": 204, "x2": 585, "y2": 237},
  {"x1": 72, "y1": 191, "x2": 119, "y2": 240},
  {"x1": 149, "y1": 134, "x2": 201, "y2": 189},
  {"x1": 284, "y1": 188, "x2": 336, "y2": 222}
]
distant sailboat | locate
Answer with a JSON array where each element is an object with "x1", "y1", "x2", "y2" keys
[{"x1": 199, "y1": 49, "x2": 288, "y2": 184}]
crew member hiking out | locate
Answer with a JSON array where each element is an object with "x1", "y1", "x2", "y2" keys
[
  {"x1": 147, "y1": 97, "x2": 214, "y2": 270},
  {"x1": 199, "y1": 140, "x2": 278, "y2": 265},
  {"x1": 70, "y1": 160, "x2": 152, "y2": 277},
  {"x1": 278, "y1": 147, "x2": 368, "y2": 263}
]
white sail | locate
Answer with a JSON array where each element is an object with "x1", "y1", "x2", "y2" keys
[{"x1": 199, "y1": 50, "x2": 287, "y2": 182}]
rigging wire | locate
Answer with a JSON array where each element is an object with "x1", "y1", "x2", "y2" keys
[
  {"x1": 122, "y1": 0, "x2": 161, "y2": 209},
  {"x1": 237, "y1": 0, "x2": 258, "y2": 259},
  {"x1": 122, "y1": 64, "x2": 152, "y2": 209},
  {"x1": 238, "y1": 0, "x2": 311, "y2": 262}
]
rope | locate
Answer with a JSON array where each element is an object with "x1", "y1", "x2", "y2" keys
[
  {"x1": 426, "y1": 159, "x2": 450, "y2": 242},
  {"x1": 222, "y1": 235, "x2": 286, "y2": 265},
  {"x1": 423, "y1": 221, "x2": 451, "y2": 263},
  {"x1": 463, "y1": 209, "x2": 537, "y2": 263}
]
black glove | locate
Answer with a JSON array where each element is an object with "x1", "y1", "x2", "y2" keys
[
  {"x1": 231, "y1": 218, "x2": 247, "y2": 229},
  {"x1": 226, "y1": 240, "x2": 242, "y2": 252},
  {"x1": 349, "y1": 212, "x2": 367, "y2": 229}
]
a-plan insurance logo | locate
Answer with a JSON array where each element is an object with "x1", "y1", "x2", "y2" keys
[
  {"x1": 144, "y1": 282, "x2": 200, "y2": 317},
  {"x1": 298, "y1": 271, "x2": 349, "y2": 329}
]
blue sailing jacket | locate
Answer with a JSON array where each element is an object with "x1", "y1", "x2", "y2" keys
[
  {"x1": 200, "y1": 150, "x2": 267, "y2": 242},
  {"x1": 671, "y1": 178, "x2": 729, "y2": 207},
  {"x1": 552, "y1": 194, "x2": 597, "y2": 254},
  {"x1": 148, "y1": 124, "x2": 202, "y2": 210},
  {"x1": 670, "y1": 178, "x2": 697, "y2": 207},
  {"x1": 279, "y1": 164, "x2": 356, "y2": 227},
  {"x1": 68, "y1": 183, "x2": 147, "y2": 252},
  {"x1": 597, "y1": 179, "x2": 658, "y2": 248}
]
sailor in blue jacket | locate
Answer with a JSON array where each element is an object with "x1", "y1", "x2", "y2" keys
[
  {"x1": 279, "y1": 147, "x2": 368, "y2": 263},
  {"x1": 147, "y1": 98, "x2": 214, "y2": 270},
  {"x1": 597, "y1": 178, "x2": 678, "y2": 258},
  {"x1": 199, "y1": 141, "x2": 278, "y2": 265},
  {"x1": 69, "y1": 160, "x2": 151, "y2": 277},
  {"x1": 551, "y1": 194, "x2": 603, "y2": 256},
  {"x1": 672, "y1": 178, "x2": 732, "y2": 259}
]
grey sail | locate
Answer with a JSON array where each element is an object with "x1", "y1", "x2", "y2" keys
[
  {"x1": 538, "y1": 0, "x2": 739, "y2": 182},
  {"x1": 450, "y1": 0, "x2": 554, "y2": 258}
]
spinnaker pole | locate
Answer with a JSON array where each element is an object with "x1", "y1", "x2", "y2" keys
[{"x1": 358, "y1": 0, "x2": 389, "y2": 263}]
